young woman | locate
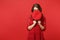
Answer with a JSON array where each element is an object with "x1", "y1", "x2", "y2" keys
[{"x1": 27, "y1": 3, "x2": 46, "y2": 40}]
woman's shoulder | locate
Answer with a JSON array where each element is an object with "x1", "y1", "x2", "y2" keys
[{"x1": 41, "y1": 14, "x2": 46, "y2": 21}]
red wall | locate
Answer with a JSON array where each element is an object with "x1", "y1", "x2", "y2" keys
[{"x1": 0, "y1": 0, "x2": 60, "y2": 40}]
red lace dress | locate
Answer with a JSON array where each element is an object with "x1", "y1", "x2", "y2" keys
[{"x1": 27, "y1": 15, "x2": 46, "y2": 40}]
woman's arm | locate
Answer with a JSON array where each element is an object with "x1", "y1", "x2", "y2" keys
[
  {"x1": 28, "y1": 20, "x2": 36, "y2": 30},
  {"x1": 38, "y1": 21, "x2": 45, "y2": 30}
]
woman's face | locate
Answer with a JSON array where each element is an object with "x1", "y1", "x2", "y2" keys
[{"x1": 34, "y1": 7, "x2": 38, "y2": 10}]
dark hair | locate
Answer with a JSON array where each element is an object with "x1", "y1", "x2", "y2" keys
[{"x1": 31, "y1": 3, "x2": 42, "y2": 12}]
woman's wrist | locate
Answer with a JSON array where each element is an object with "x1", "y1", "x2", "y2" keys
[
  {"x1": 38, "y1": 23, "x2": 45, "y2": 30},
  {"x1": 40, "y1": 24, "x2": 45, "y2": 30},
  {"x1": 28, "y1": 23, "x2": 36, "y2": 30}
]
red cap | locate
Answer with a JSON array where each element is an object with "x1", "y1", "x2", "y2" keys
[{"x1": 32, "y1": 10, "x2": 42, "y2": 20}]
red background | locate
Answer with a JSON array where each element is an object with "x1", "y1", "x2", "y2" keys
[{"x1": 0, "y1": 0, "x2": 60, "y2": 40}]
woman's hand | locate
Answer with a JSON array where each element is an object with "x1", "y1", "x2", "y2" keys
[
  {"x1": 28, "y1": 20, "x2": 37, "y2": 30},
  {"x1": 33, "y1": 20, "x2": 37, "y2": 24},
  {"x1": 38, "y1": 20, "x2": 45, "y2": 30},
  {"x1": 38, "y1": 20, "x2": 41, "y2": 25}
]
